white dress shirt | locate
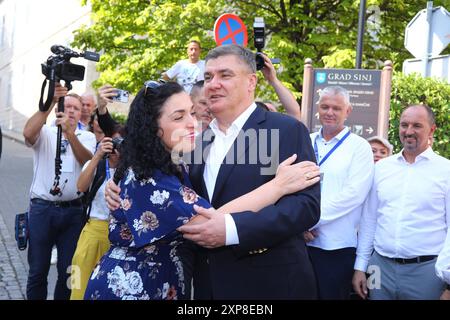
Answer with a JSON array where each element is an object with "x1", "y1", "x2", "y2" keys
[
  {"x1": 204, "y1": 103, "x2": 257, "y2": 245},
  {"x1": 309, "y1": 127, "x2": 374, "y2": 250},
  {"x1": 436, "y1": 231, "x2": 450, "y2": 285},
  {"x1": 81, "y1": 160, "x2": 115, "y2": 221},
  {"x1": 355, "y1": 147, "x2": 450, "y2": 272},
  {"x1": 29, "y1": 125, "x2": 97, "y2": 201}
]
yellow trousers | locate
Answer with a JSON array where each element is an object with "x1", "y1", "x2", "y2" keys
[{"x1": 70, "y1": 219, "x2": 110, "y2": 300}]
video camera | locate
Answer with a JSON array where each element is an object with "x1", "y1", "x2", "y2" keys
[
  {"x1": 40, "y1": 45, "x2": 100, "y2": 197},
  {"x1": 253, "y1": 17, "x2": 280, "y2": 71},
  {"x1": 42, "y1": 45, "x2": 100, "y2": 84}
]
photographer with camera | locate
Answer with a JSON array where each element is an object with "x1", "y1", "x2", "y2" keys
[
  {"x1": 252, "y1": 17, "x2": 301, "y2": 121},
  {"x1": 70, "y1": 124, "x2": 123, "y2": 300},
  {"x1": 23, "y1": 83, "x2": 97, "y2": 300}
]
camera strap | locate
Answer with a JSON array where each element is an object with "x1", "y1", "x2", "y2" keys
[
  {"x1": 39, "y1": 78, "x2": 55, "y2": 112},
  {"x1": 83, "y1": 158, "x2": 107, "y2": 222}
]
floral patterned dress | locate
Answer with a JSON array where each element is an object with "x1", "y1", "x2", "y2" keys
[{"x1": 84, "y1": 168, "x2": 210, "y2": 300}]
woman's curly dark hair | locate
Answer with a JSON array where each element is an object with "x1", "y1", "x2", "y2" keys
[{"x1": 117, "y1": 82, "x2": 185, "y2": 181}]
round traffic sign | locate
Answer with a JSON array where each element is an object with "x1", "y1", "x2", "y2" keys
[{"x1": 214, "y1": 13, "x2": 248, "y2": 47}]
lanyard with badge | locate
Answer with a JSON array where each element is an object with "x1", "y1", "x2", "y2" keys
[
  {"x1": 314, "y1": 130, "x2": 351, "y2": 166},
  {"x1": 105, "y1": 158, "x2": 111, "y2": 180},
  {"x1": 314, "y1": 130, "x2": 350, "y2": 189}
]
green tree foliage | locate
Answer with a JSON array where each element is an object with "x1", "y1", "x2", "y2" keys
[
  {"x1": 389, "y1": 73, "x2": 450, "y2": 158},
  {"x1": 72, "y1": 0, "x2": 448, "y2": 99},
  {"x1": 110, "y1": 111, "x2": 127, "y2": 125}
]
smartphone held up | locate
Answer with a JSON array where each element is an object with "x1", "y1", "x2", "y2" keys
[{"x1": 112, "y1": 89, "x2": 129, "y2": 103}]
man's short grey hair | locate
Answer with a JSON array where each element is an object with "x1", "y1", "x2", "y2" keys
[
  {"x1": 81, "y1": 92, "x2": 97, "y2": 105},
  {"x1": 318, "y1": 86, "x2": 351, "y2": 106},
  {"x1": 205, "y1": 44, "x2": 256, "y2": 73}
]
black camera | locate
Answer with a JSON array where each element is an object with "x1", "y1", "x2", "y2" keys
[
  {"x1": 253, "y1": 17, "x2": 280, "y2": 70},
  {"x1": 15, "y1": 212, "x2": 28, "y2": 251},
  {"x1": 112, "y1": 137, "x2": 124, "y2": 152},
  {"x1": 41, "y1": 45, "x2": 100, "y2": 84},
  {"x1": 41, "y1": 45, "x2": 101, "y2": 197}
]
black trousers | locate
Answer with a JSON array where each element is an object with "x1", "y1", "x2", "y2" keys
[{"x1": 308, "y1": 246, "x2": 356, "y2": 300}]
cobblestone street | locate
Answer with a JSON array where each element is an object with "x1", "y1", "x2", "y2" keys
[
  {"x1": 0, "y1": 211, "x2": 27, "y2": 299},
  {"x1": 0, "y1": 135, "x2": 34, "y2": 300}
]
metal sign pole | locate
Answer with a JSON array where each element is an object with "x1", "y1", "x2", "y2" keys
[
  {"x1": 422, "y1": 1, "x2": 433, "y2": 77},
  {"x1": 356, "y1": 0, "x2": 367, "y2": 69}
]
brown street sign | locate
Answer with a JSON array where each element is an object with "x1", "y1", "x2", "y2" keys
[
  {"x1": 301, "y1": 60, "x2": 393, "y2": 140},
  {"x1": 311, "y1": 68, "x2": 381, "y2": 139}
]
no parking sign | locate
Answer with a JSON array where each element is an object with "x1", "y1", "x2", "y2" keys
[{"x1": 214, "y1": 13, "x2": 248, "y2": 47}]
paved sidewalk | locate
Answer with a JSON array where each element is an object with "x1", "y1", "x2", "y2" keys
[{"x1": 0, "y1": 211, "x2": 27, "y2": 300}]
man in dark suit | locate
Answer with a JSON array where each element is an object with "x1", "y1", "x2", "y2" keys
[{"x1": 177, "y1": 44, "x2": 320, "y2": 299}]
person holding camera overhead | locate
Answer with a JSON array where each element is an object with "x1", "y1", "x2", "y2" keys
[
  {"x1": 162, "y1": 40, "x2": 205, "y2": 94},
  {"x1": 70, "y1": 124, "x2": 124, "y2": 300},
  {"x1": 23, "y1": 83, "x2": 97, "y2": 300},
  {"x1": 259, "y1": 53, "x2": 302, "y2": 121}
]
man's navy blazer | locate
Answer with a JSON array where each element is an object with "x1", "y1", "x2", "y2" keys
[{"x1": 187, "y1": 106, "x2": 320, "y2": 299}]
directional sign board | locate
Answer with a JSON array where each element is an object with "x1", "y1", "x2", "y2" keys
[
  {"x1": 214, "y1": 13, "x2": 248, "y2": 47},
  {"x1": 310, "y1": 69, "x2": 382, "y2": 139},
  {"x1": 405, "y1": 6, "x2": 450, "y2": 58}
]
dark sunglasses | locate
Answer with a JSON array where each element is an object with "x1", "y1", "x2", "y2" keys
[{"x1": 144, "y1": 79, "x2": 166, "y2": 95}]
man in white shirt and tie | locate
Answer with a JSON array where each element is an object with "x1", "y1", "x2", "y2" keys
[
  {"x1": 352, "y1": 104, "x2": 450, "y2": 300},
  {"x1": 305, "y1": 86, "x2": 374, "y2": 299}
]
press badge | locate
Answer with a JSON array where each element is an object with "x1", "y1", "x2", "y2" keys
[{"x1": 61, "y1": 153, "x2": 74, "y2": 172}]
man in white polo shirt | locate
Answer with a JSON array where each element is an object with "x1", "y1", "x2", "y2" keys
[
  {"x1": 305, "y1": 86, "x2": 374, "y2": 299},
  {"x1": 162, "y1": 40, "x2": 205, "y2": 94},
  {"x1": 23, "y1": 84, "x2": 96, "y2": 300}
]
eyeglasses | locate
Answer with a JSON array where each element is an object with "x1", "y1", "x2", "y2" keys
[{"x1": 144, "y1": 79, "x2": 166, "y2": 95}]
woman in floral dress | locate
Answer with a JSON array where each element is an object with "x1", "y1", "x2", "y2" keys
[{"x1": 84, "y1": 82, "x2": 319, "y2": 300}]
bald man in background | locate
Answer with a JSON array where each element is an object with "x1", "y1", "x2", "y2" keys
[{"x1": 80, "y1": 93, "x2": 97, "y2": 130}]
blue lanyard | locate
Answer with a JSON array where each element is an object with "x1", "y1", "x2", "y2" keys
[
  {"x1": 77, "y1": 122, "x2": 83, "y2": 130},
  {"x1": 314, "y1": 130, "x2": 351, "y2": 166},
  {"x1": 105, "y1": 158, "x2": 111, "y2": 180}
]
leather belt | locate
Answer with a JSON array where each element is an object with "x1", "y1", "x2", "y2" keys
[
  {"x1": 32, "y1": 198, "x2": 83, "y2": 208},
  {"x1": 389, "y1": 255, "x2": 437, "y2": 264}
]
